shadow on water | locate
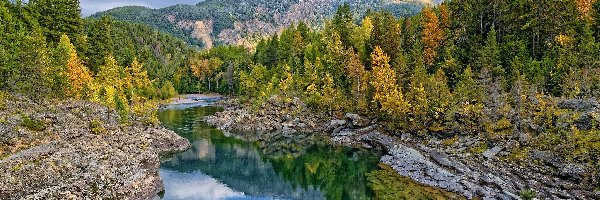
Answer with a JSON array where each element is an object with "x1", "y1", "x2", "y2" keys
[{"x1": 158, "y1": 106, "x2": 381, "y2": 200}]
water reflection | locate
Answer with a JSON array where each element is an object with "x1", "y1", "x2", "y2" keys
[{"x1": 158, "y1": 106, "x2": 380, "y2": 200}]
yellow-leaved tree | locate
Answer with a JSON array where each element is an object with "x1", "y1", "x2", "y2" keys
[
  {"x1": 58, "y1": 35, "x2": 94, "y2": 99},
  {"x1": 371, "y1": 46, "x2": 410, "y2": 117},
  {"x1": 422, "y1": 7, "x2": 444, "y2": 66},
  {"x1": 346, "y1": 49, "x2": 369, "y2": 111}
]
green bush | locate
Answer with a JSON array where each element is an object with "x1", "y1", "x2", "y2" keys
[
  {"x1": 20, "y1": 114, "x2": 46, "y2": 132},
  {"x1": 520, "y1": 189, "x2": 536, "y2": 200},
  {"x1": 0, "y1": 91, "x2": 7, "y2": 110},
  {"x1": 90, "y1": 119, "x2": 106, "y2": 135}
]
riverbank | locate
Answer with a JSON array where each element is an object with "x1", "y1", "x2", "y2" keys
[
  {"x1": 0, "y1": 94, "x2": 190, "y2": 199},
  {"x1": 204, "y1": 95, "x2": 600, "y2": 199},
  {"x1": 160, "y1": 94, "x2": 223, "y2": 110}
]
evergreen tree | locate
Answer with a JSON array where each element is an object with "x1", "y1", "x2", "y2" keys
[
  {"x1": 476, "y1": 27, "x2": 502, "y2": 77},
  {"x1": 30, "y1": 0, "x2": 83, "y2": 45},
  {"x1": 333, "y1": 3, "x2": 354, "y2": 47},
  {"x1": 86, "y1": 16, "x2": 113, "y2": 73}
]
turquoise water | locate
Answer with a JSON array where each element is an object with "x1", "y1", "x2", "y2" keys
[{"x1": 157, "y1": 106, "x2": 382, "y2": 200}]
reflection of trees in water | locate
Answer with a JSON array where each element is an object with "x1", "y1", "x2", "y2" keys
[
  {"x1": 269, "y1": 146, "x2": 381, "y2": 200},
  {"x1": 159, "y1": 106, "x2": 325, "y2": 199},
  {"x1": 159, "y1": 106, "x2": 381, "y2": 200}
]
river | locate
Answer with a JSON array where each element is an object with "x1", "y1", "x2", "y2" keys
[{"x1": 157, "y1": 105, "x2": 382, "y2": 200}]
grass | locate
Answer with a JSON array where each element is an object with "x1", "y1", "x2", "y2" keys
[{"x1": 367, "y1": 163, "x2": 466, "y2": 200}]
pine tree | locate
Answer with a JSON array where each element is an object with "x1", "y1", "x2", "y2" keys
[
  {"x1": 455, "y1": 66, "x2": 481, "y2": 104},
  {"x1": 476, "y1": 27, "x2": 502, "y2": 77},
  {"x1": 368, "y1": 12, "x2": 401, "y2": 65},
  {"x1": 333, "y1": 3, "x2": 354, "y2": 47},
  {"x1": 428, "y1": 69, "x2": 452, "y2": 120},
  {"x1": 594, "y1": 0, "x2": 600, "y2": 39},
  {"x1": 87, "y1": 16, "x2": 113, "y2": 73},
  {"x1": 30, "y1": 0, "x2": 84, "y2": 45}
]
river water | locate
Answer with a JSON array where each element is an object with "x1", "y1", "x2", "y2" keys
[{"x1": 157, "y1": 105, "x2": 382, "y2": 200}]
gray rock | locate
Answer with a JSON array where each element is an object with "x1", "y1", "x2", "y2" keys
[
  {"x1": 345, "y1": 113, "x2": 370, "y2": 127},
  {"x1": 558, "y1": 98, "x2": 599, "y2": 111},
  {"x1": 482, "y1": 146, "x2": 503, "y2": 159},
  {"x1": 0, "y1": 96, "x2": 190, "y2": 199},
  {"x1": 324, "y1": 120, "x2": 347, "y2": 133},
  {"x1": 559, "y1": 164, "x2": 587, "y2": 182}
]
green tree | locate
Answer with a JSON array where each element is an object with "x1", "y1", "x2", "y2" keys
[
  {"x1": 30, "y1": 0, "x2": 84, "y2": 45},
  {"x1": 333, "y1": 3, "x2": 354, "y2": 47},
  {"x1": 86, "y1": 16, "x2": 113, "y2": 73}
]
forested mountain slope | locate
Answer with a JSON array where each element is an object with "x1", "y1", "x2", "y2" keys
[{"x1": 92, "y1": 0, "x2": 431, "y2": 49}]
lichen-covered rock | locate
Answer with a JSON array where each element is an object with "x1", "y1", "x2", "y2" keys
[
  {"x1": 204, "y1": 95, "x2": 324, "y2": 134},
  {"x1": 0, "y1": 95, "x2": 190, "y2": 199}
]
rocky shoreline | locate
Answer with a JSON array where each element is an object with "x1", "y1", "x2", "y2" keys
[
  {"x1": 0, "y1": 95, "x2": 190, "y2": 199},
  {"x1": 205, "y1": 96, "x2": 600, "y2": 200}
]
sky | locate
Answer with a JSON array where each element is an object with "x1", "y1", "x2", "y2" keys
[{"x1": 78, "y1": 0, "x2": 200, "y2": 16}]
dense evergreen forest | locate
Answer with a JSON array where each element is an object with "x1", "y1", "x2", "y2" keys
[
  {"x1": 0, "y1": 0, "x2": 207, "y2": 123},
  {"x1": 192, "y1": 1, "x2": 600, "y2": 177}
]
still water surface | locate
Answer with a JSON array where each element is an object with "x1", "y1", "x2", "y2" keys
[{"x1": 157, "y1": 106, "x2": 382, "y2": 200}]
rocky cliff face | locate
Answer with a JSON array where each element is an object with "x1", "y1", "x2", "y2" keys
[{"x1": 0, "y1": 95, "x2": 190, "y2": 199}]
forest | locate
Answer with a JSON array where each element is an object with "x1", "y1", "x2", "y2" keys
[
  {"x1": 2, "y1": 0, "x2": 600, "y2": 196},
  {"x1": 0, "y1": 0, "x2": 216, "y2": 123},
  {"x1": 189, "y1": 1, "x2": 600, "y2": 177}
]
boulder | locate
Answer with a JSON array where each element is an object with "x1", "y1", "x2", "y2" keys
[
  {"x1": 324, "y1": 119, "x2": 347, "y2": 133},
  {"x1": 482, "y1": 146, "x2": 503, "y2": 159},
  {"x1": 558, "y1": 99, "x2": 599, "y2": 111},
  {"x1": 345, "y1": 113, "x2": 370, "y2": 127}
]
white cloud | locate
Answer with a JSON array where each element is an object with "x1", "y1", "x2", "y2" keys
[{"x1": 159, "y1": 169, "x2": 246, "y2": 200}]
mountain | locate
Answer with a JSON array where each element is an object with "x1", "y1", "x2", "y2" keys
[{"x1": 91, "y1": 0, "x2": 430, "y2": 49}]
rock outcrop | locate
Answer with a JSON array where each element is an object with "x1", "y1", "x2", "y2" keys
[
  {"x1": 204, "y1": 96, "x2": 600, "y2": 200},
  {"x1": 0, "y1": 95, "x2": 190, "y2": 199}
]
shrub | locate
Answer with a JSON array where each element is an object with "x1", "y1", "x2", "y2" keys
[
  {"x1": 20, "y1": 114, "x2": 46, "y2": 132},
  {"x1": 0, "y1": 91, "x2": 7, "y2": 110},
  {"x1": 90, "y1": 119, "x2": 106, "y2": 135},
  {"x1": 520, "y1": 189, "x2": 536, "y2": 200}
]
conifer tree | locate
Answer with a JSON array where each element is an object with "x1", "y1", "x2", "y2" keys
[
  {"x1": 476, "y1": 27, "x2": 502, "y2": 77},
  {"x1": 87, "y1": 16, "x2": 113, "y2": 73},
  {"x1": 333, "y1": 3, "x2": 354, "y2": 47},
  {"x1": 30, "y1": 0, "x2": 83, "y2": 45}
]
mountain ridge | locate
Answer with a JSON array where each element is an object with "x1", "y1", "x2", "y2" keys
[{"x1": 92, "y1": 0, "x2": 432, "y2": 49}]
